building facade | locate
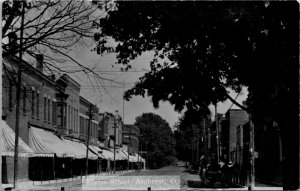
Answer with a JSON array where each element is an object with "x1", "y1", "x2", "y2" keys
[
  {"x1": 122, "y1": 124, "x2": 140, "y2": 154},
  {"x1": 1, "y1": 52, "x2": 101, "y2": 183}
]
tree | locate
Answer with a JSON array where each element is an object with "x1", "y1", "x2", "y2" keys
[
  {"x1": 2, "y1": 0, "x2": 117, "y2": 84},
  {"x1": 96, "y1": 2, "x2": 299, "y2": 190},
  {"x1": 134, "y1": 113, "x2": 175, "y2": 169},
  {"x1": 174, "y1": 109, "x2": 211, "y2": 163}
]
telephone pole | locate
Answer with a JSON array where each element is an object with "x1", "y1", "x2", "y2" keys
[
  {"x1": 127, "y1": 126, "x2": 131, "y2": 170},
  {"x1": 13, "y1": 2, "x2": 25, "y2": 188},
  {"x1": 85, "y1": 104, "x2": 93, "y2": 176},
  {"x1": 0, "y1": 2, "x2": 3, "y2": 189},
  {"x1": 215, "y1": 103, "x2": 220, "y2": 163},
  {"x1": 113, "y1": 110, "x2": 119, "y2": 173},
  {"x1": 249, "y1": 114, "x2": 255, "y2": 190}
]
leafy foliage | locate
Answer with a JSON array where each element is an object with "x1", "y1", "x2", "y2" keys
[
  {"x1": 134, "y1": 113, "x2": 175, "y2": 169},
  {"x1": 97, "y1": 2, "x2": 299, "y2": 188},
  {"x1": 96, "y1": 1, "x2": 298, "y2": 118}
]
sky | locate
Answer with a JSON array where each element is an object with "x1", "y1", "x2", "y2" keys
[
  {"x1": 66, "y1": 48, "x2": 248, "y2": 129},
  {"x1": 1, "y1": 0, "x2": 248, "y2": 129}
]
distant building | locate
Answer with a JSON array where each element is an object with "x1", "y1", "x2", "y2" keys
[
  {"x1": 220, "y1": 109, "x2": 249, "y2": 161},
  {"x1": 98, "y1": 112, "x2": 122, "y2": 149},
  {"x1": 122, "y1": 124, "x2": 140, "y2": 154}
]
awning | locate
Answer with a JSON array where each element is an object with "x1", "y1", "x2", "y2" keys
[
  {"x1": 1, "y1": 120, "x2": 35, "y2": 157},
  {"x1": 117, "y1": 150, "x2": 128, "y2": 160},
  {"x1": 121, "y1": 150, "x2": 135, "y2": 162},
  {"x1": 109, "y1": 149, "x2": 124, "y2": 160},
  {"x1": 29, "y1": 126, "x2": 74, "y2": 158},
  {"x1": 101, "y1": 149, "x2": 115, "y2": 160},
  {"x1": 89, "y1": 145, "x2": 105, "y2": 159},
  {"x1": 61, "y1": 138, "x2": 85, "y2": 159},
  {"x1": 121, "y1": 150, "x2": 131, "y2": 160},
  {"x1": 136, "y1": 154, "x2": 145, "y2": 163},
  {"x1": 62, "y1": 138, "x2": 98, "y2": 160}
]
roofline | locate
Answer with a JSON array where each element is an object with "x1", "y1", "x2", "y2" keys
[
  {"x1": 62, "y1": 73, "x2": 81, "y2": 89},
  {"x1": 3, "y1": 51, "x2": 58, "y2": 87}
]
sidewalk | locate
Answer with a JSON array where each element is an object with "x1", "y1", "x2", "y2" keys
[
  {"x1": 1, "y1": 170, "x2": 136, "y2": 191},
  {"x1": 181, "y1": 170, "x2": 282, "y2": 191}
]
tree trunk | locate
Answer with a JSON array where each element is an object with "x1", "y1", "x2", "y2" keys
[{"x1": 279, "y1": 86, "x2": 299, "y2": 190}]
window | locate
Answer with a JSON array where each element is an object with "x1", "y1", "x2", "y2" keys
[
  {"x1": 52, "y1": 101, "x2": 56, "y2": 125},
  {"x1": 8, "y1": 80, "x2": 13, "y2": 111},
  {"x1": 86, "y1": 118, "x2": 88, "y2": 136},
  {"x1": 56, "y1": 102, "x2": 66, "y2": 128},
  {"x1": 36, "y1": 92, "x2": 39, "y2": 119},
  {"x1": 31, "y1": 89, "x2": 35, "y2": 118},
  {"x1": 44, "y1": 97, "x2": 47, "y2": 122},
  {"x1": 71, "y1": 107, "x2": 73, "y2": 131},
  {"x1": 75, "y1": 110, "x2": 78, "y2": 133},
  {"x1": 73, "y1": 108, "x2": 75, "y2": 132},
  {"x1": 63, "y1": 104, "x2": 67, "y2": 128},
  {"x1": 22, "y1": 86, "x2": 26, "y2": 114},
  {"x1": 68, "y1": 105, "x2": 70, "y2": 129},
  {"x1": 48, "y1": 98, "x2": 50, "y2": 123}
]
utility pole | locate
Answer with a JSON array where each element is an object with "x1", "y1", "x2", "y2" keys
[
  {"x1": 203, "y1": 119, "x2": 206, "y2": 155},
  {"x1": 122, "y1": 82, "x2": 125, "y2": 124},
  {"x1": 113, "y1": 110, "x2": 119, "y2": 174},
  {"x1": 192, "y1": 140, "x2": 195, "y2": 164},
  {"x1": 85, "y1": 104, "x2": 93, "y2": 177},
  {"x1": 215, "y1": 103, "x2": 220, "y2": 163},
  {"x1": 249, "y1": 114, "x2": 255, "y2": 190},
  {"x1": 127, "y1": 126, "x2": 131, "y2": 170},
  {"x1": 13, "y1": 2, "x2": 25, "y2": 188},
  {"x1": 0, "y1": 2, "x2": 3, "y2": 189},
  {"x1": 145, "y1": 141, "x2": 148, "y2": 169}
]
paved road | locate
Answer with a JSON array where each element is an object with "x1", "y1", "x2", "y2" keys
[
  {"x1": 123, "y1": 166, "x2": 184, "y2": 176},
  {"x1": 3, "y1": 166, "x2": 281, "y2": 190},
  {"x1": 121, "y1": 165, "x2": 200, "y2": 189}
]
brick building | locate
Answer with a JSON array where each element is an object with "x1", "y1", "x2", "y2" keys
[
  {"x1": 122, "y1": 124, "x2": 139, "y2": 154},
  {"x1": 1, "y1": 52, "x2": 101, "y2": 183},
  {"x1": 220, "y1": 109, "x2": 249, "y2": 161},
  {"x1": 98, "y1": 112, "x2": 122, "y2": 148}
]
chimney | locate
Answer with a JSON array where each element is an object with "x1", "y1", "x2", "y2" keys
[
  {"x1": 50, "y1": 74, "x2": 56, "y2": 81},
  {"x1": 36, "y1": 54, "x2": 44, "y2": 72},
  {"x1": 8, "y1": 32, "x2": 18, "y2": 52},
  {"x1": 242, "y1": 100, "x2": 247, "y2": 107}
]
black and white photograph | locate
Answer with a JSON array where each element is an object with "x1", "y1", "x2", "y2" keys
[{"x1": 0, "y1": 1, "x2": 299, "y2": 191}]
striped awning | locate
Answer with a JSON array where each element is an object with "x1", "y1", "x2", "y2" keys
[
  {"x1": 101, "y1": 149, "x2": 115, "y2": 160},
  {"x1": 117, "y1": 150, "x2": 127, "y2": 160},
  {"x1": 89, "y1": 145, "x2": 105, "y2": 159},
  {"x1": 61, "y1": 138, "x2": 98, "y2": 160},
  {"x1": 1, "y1": 120, "x2": 36, "y2": 157},
  {"x1": 61, "y1": 138, "x2": 86, "y2": 159},
  {"x1": 29, "y1": 126, "x2": 74, "y2": 158}
]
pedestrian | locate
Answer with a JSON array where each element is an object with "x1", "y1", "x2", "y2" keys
[
  {"x1": 199, "y1": 155, "x2": 207, "y2": 182},
  {"x1": 227, "y1": 161, "x2": 234, "y2": 185}
]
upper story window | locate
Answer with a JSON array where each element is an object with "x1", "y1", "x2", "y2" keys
[
  {"x1": 68, "y1": 105, "x2": 71, "y2": 129},
  {"x1": 56, "y1": 102, "x2": 65, "y2": 127},
  {"x1": 48, "y1": 98, "x2": 50, "y2": 123},
  {"x1": 80, "y1": 116, "x2": 84, "y2": 134},
  {"x1": 8, "y1": 80, "x2": 13, "y2": 111},
  {"x1": 31, "y1": 88, "x2": 35, "y2": 118},
  {"x1": 22, "y1": 86, "x2": 26, "y2": 115},
  {"x1": 44, "y1": 96, "x2": 47, "y2": 122},
  {"x1": 36, "y1": 91, "x2": 39, "y2": 119},
  {"x1": 52, "y1": 100, "x2": 56, "y2": 125}
]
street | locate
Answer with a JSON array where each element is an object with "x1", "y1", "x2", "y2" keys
[{"x1": 1, "y1": 165, "x2": 282, "y2": 191}]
